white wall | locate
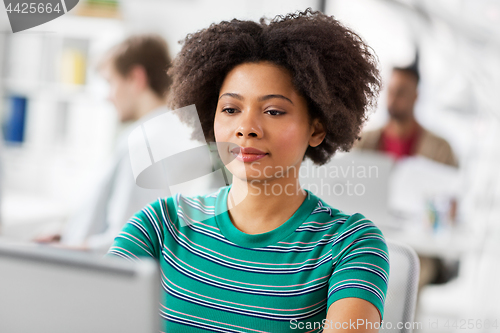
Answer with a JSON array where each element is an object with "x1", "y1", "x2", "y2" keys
[{"x1": 120, "y1": 0, "x2": 319, "y2": 56}]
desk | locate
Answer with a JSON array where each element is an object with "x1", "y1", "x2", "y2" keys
[
  {"x1": 378, "y1": 223, "x2": 481, "y2": 261},
  {"x1": 1, "y1": 192, "x2": 67, "y2": 241}
]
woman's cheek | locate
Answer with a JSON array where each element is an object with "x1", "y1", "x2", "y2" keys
[
  {"x1": 213, "y1": 118, "x2": 228, "y2": 142},
  {"x1": 278, "y1": 124, "x2": 307, "y2": 151}
]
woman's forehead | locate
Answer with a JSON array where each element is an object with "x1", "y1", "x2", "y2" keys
[{"x1": 219, "y1": 61, "x2": 299, "y2": 100}]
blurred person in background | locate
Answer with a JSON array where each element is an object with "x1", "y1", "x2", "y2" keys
[
  {"x1": 356, "y1": 59, "x2": 459, "y2": 289},
  {"x1": 35, "y1": 34, "x2": 173, "y2": 252},
  {"x1": 356, "y1": 61, "x2": 458, "y2": 168}
]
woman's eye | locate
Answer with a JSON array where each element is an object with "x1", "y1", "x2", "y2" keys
[
  {"x1": 266, "y1": 110, "x2": 285, "y2": 116},
  {"x1": 222, "y1": 108, "x2": 238, "y2": 114}
]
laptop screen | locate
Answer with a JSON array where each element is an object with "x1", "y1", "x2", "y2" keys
[{"x1": 0, "y1": 241, "x2": 159, "y2": 333}]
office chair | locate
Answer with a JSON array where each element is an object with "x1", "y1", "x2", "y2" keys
[{"x1": 381, "y1": 240, "x2": 420, "y2": 333}]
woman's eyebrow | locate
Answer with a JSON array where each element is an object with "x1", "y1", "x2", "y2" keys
[
  {"x1": 258, "y1": 94, "x2": 294, "y2": 105},
  {"x1": 219, "y1": 93, "x2": 243, "y2": 100},
  {"x1": 218, "y1": 93, "x2": 294, "y2": 105}
]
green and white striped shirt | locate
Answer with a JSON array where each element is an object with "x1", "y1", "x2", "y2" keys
[{"x1": 108, "y1": 185, "x2": 389, "y2": 332}]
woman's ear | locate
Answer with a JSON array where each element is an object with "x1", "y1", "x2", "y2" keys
[{"x1": 309, "y1": 118, "x2": 326, "y2": 147}]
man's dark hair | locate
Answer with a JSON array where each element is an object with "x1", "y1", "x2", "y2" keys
[
  {"x1": 107, "y1": 34, "x2": 173, "y2": 98},
  {"x1": 393, "y1": 51, "x2": 420, "y2": 84},
  {"x1": 167, "y1": 8, "x2": 381, "y2": 165}
]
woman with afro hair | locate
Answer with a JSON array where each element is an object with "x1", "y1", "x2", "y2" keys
[{"x1": 109, "y1": 8, "x2": 389, "y2": 332}]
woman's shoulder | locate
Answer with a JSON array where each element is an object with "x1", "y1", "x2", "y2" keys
[
  {"x1": 161, "y1": 186, "x2": 227, "y2": 227},
  {"x1": 133, "y1": 187, "x2": 224, "y2": 224},
  {"x1": 173, "y1": 186, "x2": 223, "y2": 207},
  {"x1": 308, "y1": 194, "x2": 385, "y2": 238},
  {"x1": 307, "y1": 193, "x2": 358, "y2": 222}
]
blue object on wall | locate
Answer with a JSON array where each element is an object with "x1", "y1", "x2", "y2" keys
[{"x1": 4, "y1": 95, "x2": 28, "y2": 143}]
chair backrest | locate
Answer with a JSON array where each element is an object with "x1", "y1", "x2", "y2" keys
[{"x1": 381, "y1": 240, "x2": 420, "y2": 333}]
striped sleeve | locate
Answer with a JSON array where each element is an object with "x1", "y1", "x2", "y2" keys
[
  {"x1": 107, "y1": 197, "x2": 176, "y2": 261},
  {"x1": 327, "y1": 213, "x2": 390, "y2": 319}
]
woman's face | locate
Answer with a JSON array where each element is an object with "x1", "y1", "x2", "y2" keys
[{"x1": 214, "y1": 61, "x2": 324, "y2": 183}]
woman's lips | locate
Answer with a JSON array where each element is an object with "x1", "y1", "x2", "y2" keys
[
  {"x1": 235, "y1": 153, "x2": 268, "y2": 162},
  {"x1": 231, "y1": 147, "x2": 268, "y2": 163}
]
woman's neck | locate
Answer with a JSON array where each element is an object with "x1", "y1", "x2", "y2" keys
[{"x1": 227, "y1": 175, "x2": 307, "y2": 235}]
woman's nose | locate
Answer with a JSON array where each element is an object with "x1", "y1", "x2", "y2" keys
[{"x1": 235, "y1": 111, "x2": 263, "y2": 139}]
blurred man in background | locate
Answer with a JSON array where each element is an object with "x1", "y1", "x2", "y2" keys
[
  {"x1": 356, "y1": 61, "x2": 459, "y2": 289},
  {"x1": 36, "y1": 34, "x2": 173, "y2": 252},
  {"x1": 356, "y1": 64, "x2": 458, "y2": 168}
]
